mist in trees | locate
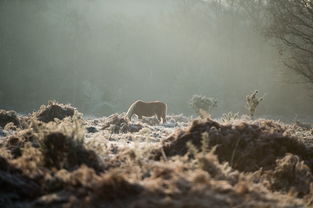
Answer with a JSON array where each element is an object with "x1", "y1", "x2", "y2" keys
[{"x1": 0, "y1": 0, "x2": 312, "y2": 119}]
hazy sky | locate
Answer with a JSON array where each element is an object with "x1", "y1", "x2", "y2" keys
[{"x1": 0, "y1": 0, "x2": 312, "y2": 120}]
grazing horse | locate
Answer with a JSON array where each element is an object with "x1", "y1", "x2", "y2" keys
[{"x1": 126, "y1": 100, "x2": 167, "y2": 123}]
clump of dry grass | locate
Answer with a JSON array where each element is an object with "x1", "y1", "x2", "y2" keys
[
  {"x1": 102, "y1": 113, "x2": 143, "y2": 133},
  {"x1": 33, "y1": 100, "x2": 78, "y2": 123},
  {"x1": 259, "y1": 153, "x2": 313, "y2": 197},
  {"x1": 127, "y1": 152, "x2": 304, "y2": 208},
  {"x1": 34, "y1": 116, "x2": 102, "y2": 171},
  {"x1": 1, "y1": 129, "x2": 38, "y2": 158},
  {"x1": 161, "y1": 118, "x2": 313, "y2": 173},
  {"x1": 0, "y1": 110, "x2": 20, "y2": 128},
  {"x1": 1, "y1": 113, "x2": 103, "y2": 173},
  {"x1": 220, "y1": 112, "x2": 240, "y2": 123},
  {"x1": 0, "y1": 112, "x2": 107, "y2": 207}
]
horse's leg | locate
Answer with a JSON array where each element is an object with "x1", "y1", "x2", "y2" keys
[
  {"x1": 161, "y1": 112, "x2": 166, "y2": 123},
  {"x1": 156, "y1": 114, "x2": 161, "y2": 124}
]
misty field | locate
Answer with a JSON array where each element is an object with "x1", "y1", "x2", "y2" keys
[
  {"x1": 0, "y1": 102, "x2": 313, "y2": 208},
  {"x1": 1, "y1": 0, "x2": 313, "y2": 207}
]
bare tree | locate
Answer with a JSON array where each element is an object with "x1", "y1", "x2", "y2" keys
[
  {"x1": 235, "y1": 0, "x2": 268, "y2": 28},
  {"x1": 237, "y1": 0, "x2": 313, "y2": 86},
  {"x1": 266, "y1": 0, "x2": 313, "y2": 84}
]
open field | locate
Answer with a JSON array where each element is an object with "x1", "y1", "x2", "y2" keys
[{"x1": 0, "y1": 102, "x2": 313, "y2": 208}]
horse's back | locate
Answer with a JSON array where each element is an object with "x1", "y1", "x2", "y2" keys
[{"x1": 133, "y1": 100, "x2": 165, "y2": 114}]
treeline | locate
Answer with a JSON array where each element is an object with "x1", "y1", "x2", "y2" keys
[{"x1": 0, "y1": 0, "x2": 312, "y2": 117}]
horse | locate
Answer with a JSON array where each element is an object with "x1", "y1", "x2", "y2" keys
[{"x1": 126, "y1": 100, "x2": 167, "y2": 123}]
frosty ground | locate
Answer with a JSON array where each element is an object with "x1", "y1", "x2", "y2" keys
[{"x1": 0, "y1": 102, "x2": 313, "y2": 208}]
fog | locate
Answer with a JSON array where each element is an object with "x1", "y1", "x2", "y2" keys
[{"x1": 0, "y1": 0, "x2": 312, "y2": 119}]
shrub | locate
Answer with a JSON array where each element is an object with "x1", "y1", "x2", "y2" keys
[
  {"x1": 245, "y1": 90, "x2": 263, "y2": 118},
  {"x1": 190, "y1": 95, "x2": 217, "y2": 118}
]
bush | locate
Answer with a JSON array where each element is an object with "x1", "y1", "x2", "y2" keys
[
  {"x1": 245, "y1": 90, "x2": 263, "y2": 118},
  {"x1": 190, "y1": 95, "x2": 217, "y2": 118}
]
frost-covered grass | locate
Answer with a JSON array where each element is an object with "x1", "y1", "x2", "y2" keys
[{"x1": 0, "y1": 102, "x2": 312, "y2": 207}]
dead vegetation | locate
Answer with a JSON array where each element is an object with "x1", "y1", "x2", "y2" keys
[
  {"x1": 0, "y1": 110, "x2": 20, "y2": 128},
  {"x1": 161, "y1": 118, "x2": 313, "y2": 172},
  {"x1": 0, "y1": 103, "x2": 312, "y2": 207},
  {"x1": 102, "y1": 114, "x2": 143, "y2": 133},
  {"x1": 245, "y1": 90, "x2": 264, "y2": 118},
  {"x1": 33, "y1": 101, "x2": 77, "y2": 123}
]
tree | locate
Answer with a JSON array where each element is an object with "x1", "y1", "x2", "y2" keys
[{"x1": 265, "y1": 0, "x2": 313, "y2": 85}]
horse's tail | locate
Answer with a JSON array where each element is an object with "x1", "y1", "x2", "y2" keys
[{"x1": 126, "y1": 101, "x2": 137, "y2": 120}]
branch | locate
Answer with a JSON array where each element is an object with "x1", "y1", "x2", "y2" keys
[{"x1": 280, "y1": 36, "x2": 313, "y2": 56}]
